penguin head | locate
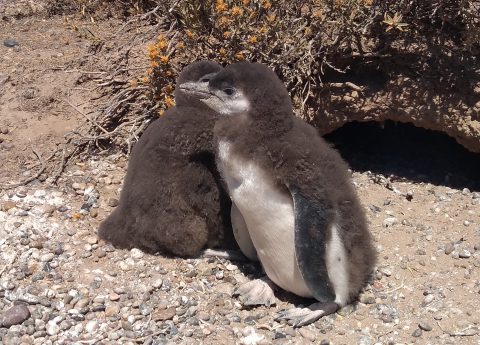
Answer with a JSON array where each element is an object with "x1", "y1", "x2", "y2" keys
[
  {"x1": 175, "y1": 60, "x2": 223, "y2": 106},
  {"x1": 182, "y1": 62, "x2": 293, "y2": 121}
]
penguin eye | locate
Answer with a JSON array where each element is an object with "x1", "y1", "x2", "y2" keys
[
  {"x1": 223, "y1": 87, "x2": 235, "y2": 96},
  {"x1": 200, "y1": 77, "x2": 210, "y2": 83}
]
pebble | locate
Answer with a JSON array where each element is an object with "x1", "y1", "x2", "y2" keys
[
  {"x1": 75, "y1": 298, "x2": 89, "y2": 308},
  {"x1": 415, "y1": 248, "x2": 427, "y2": 255},
  {"x1": 151, "y1": 276, "x2": 163, "y2": 289},
  {"x1": 109, "y1": 292, "x2": 120, "y2": 301},
  {"x1": 1, "y1": 200, "x2": 17, "y2": 211},
  {"x1": 39, "y1": 253, "x2": 55, "y2": 262},
  {"x1": 130, "y1": 248, "x2": 144, "y2": 259},
  {"x1": 418, "y1": 321, "x2": 432, "y2": 331},
  {"x1": 379, "y1": 267, "x2": 392, "y2": 277},
  {"x1": 94, "y1": 248, "x2": 106, "y2": 258},
  {"x1": 423, "y1": 294, "x2": 434, "y2": 304},
  {"x1": 197, "y1": 311, "x2": 210, "y2": 321},
  {"x1": 444, "y1": 242, "x2": 455, "y2": 255},
  {"x1": 16, "y1": 190, "x2": 27, "y2": 198},
  {"x1": 459, "y1": 249, "x2": 471, "y2": 258},
  {"x1": 412, "y1": 328, "x2": 422, "y2": 337},
  {"x1": 72, "y1": 182, "x2": 86, "y2": 190},
  {"x1": 382, "y1": 217, "x2": 398, "y2": 227},
  {"x1": 0, "y1": 75, "x2": 9, "y2": 86},
  {"x1": 107, "y1": 198, "x2": 119, "y2": 207},
  {"x1": 153, "y1": 307, "x2": 176, "y2": 321},
  {"x1": 406, "y1": 190, "x2": 414, "y2": 201},
  {"x1": 240, "y1": 326, "x2": 265, "y2": 345},
  {"x1": 45, "y1": 321, "x2": 59, "y2": 336},
  {"x1": 1, "y1": 142, "x2": 14, "y2": 150},
  {"x1": 226, "y1": 264, "x2": 238, "y2": 271},
  {"x1": 0, "y1": 304, "x2": 30, "y2": 327},
  {"x1": 85, "y1": 320, "x2": 98, "y2": 333},
  {"x1": 4, "y1": 38, "x2": 19, "y2": 47},
  {"x1": 299, "y1": 328, "x2": 316, "y2": 342},
  {"x1": 85, "y1": 235, "x2": 98, "y2": 245},
  {"x1": 359, "y1": 293, "x2": 376, "y2": 304},
  {"x1": 104, "y1": 304, "x2": 120, "y2": 317}
]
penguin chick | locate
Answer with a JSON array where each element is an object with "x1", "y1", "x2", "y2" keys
[
  {"x1": 98, "y1": 60, "x2": 233, "y2": 257},
  {"x1": 184, "y1": 62, "x2": 376, "y2": 326}
]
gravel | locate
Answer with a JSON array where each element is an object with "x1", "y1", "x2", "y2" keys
[{"x1": 0, "y1": 158, "x2": 479, "y2": 344}]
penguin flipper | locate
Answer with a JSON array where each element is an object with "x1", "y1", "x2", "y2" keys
[{"x1": 289, "y1": 185, "x2": 336, "y2": 303}]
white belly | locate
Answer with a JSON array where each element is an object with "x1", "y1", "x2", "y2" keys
[{"x1": 218, "y1": 141, "x2": 312, "y2": 298}]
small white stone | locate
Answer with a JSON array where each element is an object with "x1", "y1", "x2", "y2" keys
[
  {"x1": 380, "y1": 267, "x2": 393, "y2": 277},
  {"x1": 423, "y1": 294, "x2": 434, "y2": 304},
  {"x1": 46, "y1": 321, "x2": 60, "y2": 336},
  {"x1": 383, "y1": 217, "x2": 398, "y2": 227},
  {"x1": 85, "y1": 320, "x2": 99, "y2": 333},
  {"x1": 119, "y1": 262, "x2": 130, "y2": 271},
  {"x1": 240, "y1": 326, "x2": 265, "y2": 345},
  {"x1": 33, "y1": 190, "x2": 46, "y2": 198},
  {"x1": 40, "y1": 253, "x2": 55, "y2": 262},
  {"x1": 130, "y1": 248, "x2": 144, "y2": 259},
  {"x1": 151, "y1": 276, "x2": 163, "y2": 289},
  {"x1": 72, "y1": 182, "x2": 86, "y2": 190},
  {"x1": 226, "y1": 264, "x2": 238, "y2": 271},
  {"x1": 85, "y1": 235, "x2": 98, "y2": 245}
]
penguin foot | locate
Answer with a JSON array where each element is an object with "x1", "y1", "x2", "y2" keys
[
  {"x1": 275, "y1": 301, "x2": 339, "y2": 327},
  {"x1": 202, "y1": 249, "x2": 249, "y2": 262},
  {"x1": 234, "y1": 277, "x2": 276, "y2": 307}
]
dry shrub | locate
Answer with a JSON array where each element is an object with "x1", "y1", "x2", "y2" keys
[
  {"x1": 46, "y1": 0, "x2": 158, "y2": 17},
  {"x1": 139, "y1": 1, "x2": 479, "y2": 116},
  {"x1": 73, "y1": 0, "x2": 479, "y2": 150}
]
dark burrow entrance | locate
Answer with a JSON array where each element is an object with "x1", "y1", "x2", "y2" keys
[{"x1": 323, "y1": 120, "x2": 480, "y2": 191}]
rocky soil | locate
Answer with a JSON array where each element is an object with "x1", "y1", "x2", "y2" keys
[
  {"x1": 1, "y1": 4, "x2": 480, "y2": 345},
  {"x1": 1, "y1": 155, "x2": 480, "y2": 345}
]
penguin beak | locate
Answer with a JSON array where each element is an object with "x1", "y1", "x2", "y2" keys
[{"x1": 179, "y1": 81, "x2": 211, "y2": 98}]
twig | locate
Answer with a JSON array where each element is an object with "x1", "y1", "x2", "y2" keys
[
  {"x1": 64, "y1": 99, "x2": 109, "y2": 134},
  {"x1": 50, "y1": 141, "x2": 79, "y2": 185},
  {"x1": 141, "y1": 5, "x2": 161, "y2": 20},
  {"x1": 96, "y1": 79, "x2": 127, "y2": 87},
  {"x1": 0, "y1": 145, "x2": 58, "y2": 190},
  {"x1": 76, "y1": 114, "x2": 149, "y2": 142},
  {"x1": 328, "y1": 82, "x2": 364, "y2": 92},
  {"x1": 53, "y1": 68, "x2": 106, "y2": 75}
]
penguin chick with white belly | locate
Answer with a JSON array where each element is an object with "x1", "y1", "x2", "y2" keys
[
  {"x1": 180, "y1": 62, "x2": 376, "y2": 326},
  {"x1": 98, "y1": 61, "x2": 233, "y2": 257}
]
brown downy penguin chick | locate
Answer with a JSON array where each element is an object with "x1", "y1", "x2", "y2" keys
[
  {"x1": 181, "y1": 62, "x2": 376, "y2": 326},
  {"x1": 98, "y1": 60, "x2": 232, "y2": 257}
]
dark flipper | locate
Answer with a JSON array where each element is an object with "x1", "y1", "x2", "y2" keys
[{"x1": 289, "y1": 185, "x2": 336, "y2": 303}]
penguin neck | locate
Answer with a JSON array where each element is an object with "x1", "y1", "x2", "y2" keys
[{"x1": 215, "y1": 110, "x2": 293, "y2": 146}]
